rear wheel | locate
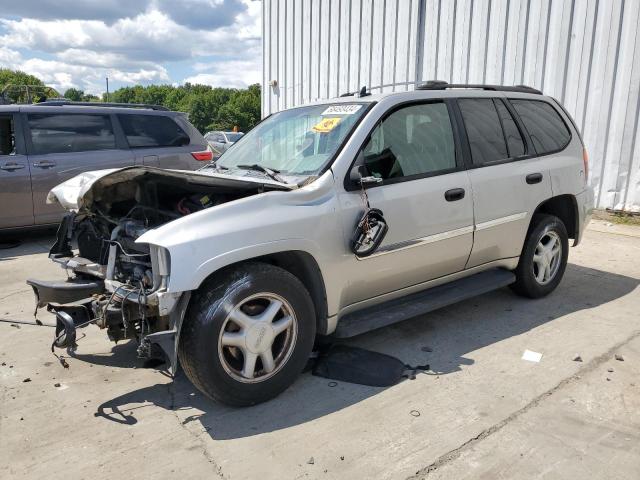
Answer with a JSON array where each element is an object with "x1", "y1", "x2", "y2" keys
[
  {"x1": 511, "y1": 214, "x2": 569, "y2": 298},
  {"x1": 178, "y1": 262, "x2": 316, "y2": 406}
]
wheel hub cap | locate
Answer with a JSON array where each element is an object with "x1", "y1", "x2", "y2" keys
[
  {"x1": 218, "y1": 293, "x2": 297, "y2": 383},
  {"x1": 532, "y1": 230, "x2": 562, "y2": 285}
]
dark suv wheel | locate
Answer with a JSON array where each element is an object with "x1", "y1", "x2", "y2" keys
[
  {"x1": 511, "y1": 214, "x2": 569, "y2": 298},
  {"x1": 178, "y1": 262, "x2": 316, "y2": 406}
]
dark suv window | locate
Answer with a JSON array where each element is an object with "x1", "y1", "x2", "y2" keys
[
  {"x1": 458, "y1": 98, "x2": 508, "y2": 165},
  {"x1": 494, "y1": 100, "x2": 525, "y2": 157},
  {"x1": 28, "y1": 114, "x2": 116, "y2": 154},
  {"x1": 119, "y1": 114, "x2": 190, "y2": 148},
  {"x1": 510, "y1": 99, "x2": 571, "y2": 154},
  {"x1": 0, "y1": 115, "x2": 15, "y2": 155},
  {"x1": 362, "y1": 102, "x2": 456, "y2": 181}
]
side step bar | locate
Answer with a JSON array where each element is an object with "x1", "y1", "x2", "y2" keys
[{"x1": 333, "y1": 268, "x2": 516, "y2": 338}]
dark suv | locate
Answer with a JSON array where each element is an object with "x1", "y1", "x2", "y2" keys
[{"x1": 0, "y1": 102, "x2": 211, "y2": 229}]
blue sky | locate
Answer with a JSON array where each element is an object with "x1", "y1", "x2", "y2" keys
[{"x1": 0, "y1": 0, "x2": 262, "y2": 95}]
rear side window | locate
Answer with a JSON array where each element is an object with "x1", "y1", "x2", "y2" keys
[
  {"x1": 458, "y1": 98, "x2": 508, "y2": 165},
  {"x1": 118, "y1": 114, "x2": 190, "y2": 148},
  {"x1": 510, "y1": 100, "x2": 571, "y2": 154},
  {"x1": 28, "y1": 114, "x2": 116, "y2": 154},
  {"x1": 494, "y1": 100, "x2": 525, "y2": 157}
]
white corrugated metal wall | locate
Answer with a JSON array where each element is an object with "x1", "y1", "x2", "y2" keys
[{"x1": 262, "y1": 0, "x2": 640, "y2": 211}]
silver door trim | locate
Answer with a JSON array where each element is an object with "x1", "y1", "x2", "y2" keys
[
  {"x1": 475, "y1": 212, "x2": 528, "y2": 231},
  {"x1": 357, "y1": 225, "x2": 475, "y2": 260}
]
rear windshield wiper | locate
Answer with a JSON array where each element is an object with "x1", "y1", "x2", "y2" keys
[{"x1": 236, "y1": 164, "x2": 288, "y2": 184}]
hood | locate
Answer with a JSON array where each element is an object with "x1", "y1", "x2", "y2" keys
[{"x1": 47, "y1": 166, "x2": 294, "y2": 212}]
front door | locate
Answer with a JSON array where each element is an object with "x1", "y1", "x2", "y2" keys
[
  {"x1": 25, "y1": 112, "x2": 134, "y2": 225},
  {"x1": 337, "y1": 100, "x2": 474, "y2": 307},
  {"x1": 0, "y1": 113, "x2": 33, "y2": 228}
]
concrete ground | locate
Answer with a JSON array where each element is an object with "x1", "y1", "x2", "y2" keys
[{"x1": 1, "y1": 219, "x2": 639, "y2": 480}]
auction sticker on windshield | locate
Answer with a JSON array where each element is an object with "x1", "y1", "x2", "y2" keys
[
  {"x1": 321, "y1": 104, "x2": 363, "y2": 115},
  {"x1": 313, "y1": 117, "x2": 341, "y2": 133}
]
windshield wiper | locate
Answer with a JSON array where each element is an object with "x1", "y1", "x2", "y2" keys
[{"x1": 236, "y1": 164, "x2": 288, "y2": 184}]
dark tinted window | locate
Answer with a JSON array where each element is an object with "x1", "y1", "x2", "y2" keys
[
  {"x1": 510, "y1": 99, "x2": 571, "y2": 153},
  {"x1": 362, "y1": 102, "x2": 456, "y2": 180},
  {"x1": 495, "y1": 100, "x2": 525, "y2": 157},
  {"x1": 28, "y1": 114, "x2": 116, "y2": 154},
  {"x1": 119, "y1": 114, "x2": 190, "y2": 148},
  {"x1": 458, "y1": 98, "x2": 508, "y2": 165},
  {"x1": 0, "y1": 115, "x2": 15, "y2": 155}
]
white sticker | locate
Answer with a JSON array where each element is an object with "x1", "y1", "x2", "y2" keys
[
  {"x1": 521, "y1": 350, "x2": 543, "y2": 363},
  {"x1": 321, "y1": 104, "x2": 363, "y2": 116}
]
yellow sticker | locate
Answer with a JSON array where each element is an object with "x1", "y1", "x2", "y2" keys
[{"x1": 312, "y1": 117, "x2": 341, "y2": 133}]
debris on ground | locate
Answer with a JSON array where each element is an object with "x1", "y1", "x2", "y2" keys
[
  {"x1": 1, "y1": 362, "x2": 5, "y2": 366},
  {"x1": 307, "y1": 457, "x2": 314, "y2": 465},
  {"x1": 54, "y1": 383, "x2": 61, "y2": 387},
  {"x1": 410, "y1": 410, "x2": 421, "y2": 417},
  {"x1": 10, "y1": 323, "x2": 21, "y2": 329},
  {"x1": 340, "y1": 456, "x2": 344, "y2": 461},
  {"x1": 421, "y1": 346, "x2": 433, "y2": 353},
  {"x1": 23, "y1": 378, "x2": 31, "y2": 383},
  {"x1": 615, "y1": 354, "x2": 625, "y2": 361},
  {"x1": 606, "y1": 377, "x2": 611, "y2": 381},
  {"x1": 522, "y1": 350, "x2": 543, "y2": 363},
  {"x1": 573, "y1": 355, "x2": 583, "y2": 362},
  {"x1": 607, "y1": 368, "x2": 614, "y2": 373}
]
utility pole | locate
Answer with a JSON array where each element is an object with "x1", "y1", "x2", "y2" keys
[{"x1": 105, "y1": 77, "x2": 110, "y2": 102}]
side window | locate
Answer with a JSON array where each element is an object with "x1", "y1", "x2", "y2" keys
[
  {"x1": 118, "y1": 114, "x2": 190, "y2": 148},
  {"x1": 494, "y1": 99, "x2": 525, "y2": 157},
  {"x1": 458, "y1": 98, "x2": 508, "y2": 165},
  {"x1": 362, "y1": 102, "x2": 456, "y2": 181},
  {"x1": 510, "y1": 99, "x2": 571, "y2": 154},
  {"x1": 28, "y1": 114, "x2": 116, "y2": 154},
  {"x1": 0, "y1": 115, "x2": 16, "y2": 155}
]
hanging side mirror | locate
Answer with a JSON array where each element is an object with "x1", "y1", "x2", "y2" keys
[{"x1": 350, "y1": 208, "x2": 389, "y2": 257}]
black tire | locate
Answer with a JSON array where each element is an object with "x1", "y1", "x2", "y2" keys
[
  {"x1": 511, "y1": 214, "x2": 569, "y2": 299},
  {"x1": 178, "y1": 262, "x2": 316, "y2": 406}
]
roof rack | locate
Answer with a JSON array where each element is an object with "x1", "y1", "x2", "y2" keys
[
  {"x1": 416, "y1": 80, "x2": 542, "y2": 94},
  {"x1": 32, "y1": 101, "x2": 170, "y2": 111},
  {"x1": 339, "y1": 86, "x2": 371, "y2": 98}
]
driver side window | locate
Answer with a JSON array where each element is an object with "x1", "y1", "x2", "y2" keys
[{"x1": 362, "y1": 102, "x2": 456, "y2": 181}]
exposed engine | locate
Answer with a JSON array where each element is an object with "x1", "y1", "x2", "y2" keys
[{"x1": 28, "y1": 166, "x2": 289, "y2": 366}]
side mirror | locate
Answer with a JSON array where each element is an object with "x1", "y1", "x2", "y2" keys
[
  {"x1": 350, "y1": 208, "x2": 389, "y2": 257},
  {"x1": 349, "y1": 164, "x2": 382, "y2": 187}
]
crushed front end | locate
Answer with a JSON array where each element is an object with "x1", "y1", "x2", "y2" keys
[{"x1": 27, "y1": 166, "x2": 289, "y2": 372}]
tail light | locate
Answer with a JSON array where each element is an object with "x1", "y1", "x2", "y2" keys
[
  {"x1": 191, "y1": 150, "x2": 213, "y2": 161},
  {"x1": 582, "y1": 147, "x2": 589, "y2": 183}
]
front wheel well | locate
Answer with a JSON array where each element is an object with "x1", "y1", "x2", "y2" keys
[
  {"x1": 197, "y1": 251, "x2": 329, "y2": 335},
  {"x1": 532, "y1": 195, "x2": 578, "y2": 240}
]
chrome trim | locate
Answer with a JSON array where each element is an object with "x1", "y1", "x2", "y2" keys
[
  {"x1": 357, "y1": 225, "x2": 474, "y2": 260},
  {"x1": 475, "y1": 212, "x2": 527, "y2": 231}
]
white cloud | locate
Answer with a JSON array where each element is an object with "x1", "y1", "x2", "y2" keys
[
  {"x1": 0, "y1": 0, "x2": 261, "y2": 94},
  {"x1": 184, "y1": 59, "x2": 261, "y2": 88}
]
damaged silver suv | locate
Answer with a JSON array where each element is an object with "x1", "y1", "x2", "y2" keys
[{"x1": 29, "y1": 82, "x2": 594, "y2": 406}]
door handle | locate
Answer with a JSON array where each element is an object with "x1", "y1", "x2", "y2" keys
[
  {"x1": 444, "y1": 188, "x2": 465, "y2": 202},
  {"x1": 33, "y1": 160, "x2": 56, "y2": 168},
  {"x1": 0, "y1": 162, "x2": 25, "y2": 171},
  {"x1": 526, "y1": 173, "x2": 543, "y2": 184}
]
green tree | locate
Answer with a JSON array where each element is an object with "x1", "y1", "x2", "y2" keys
[
  {"x1": 0, "y1": 68, "x2": 58, "y2": 103},
  {"x1": 63, "y1": 88, "x2": 84, "y2": 101}
]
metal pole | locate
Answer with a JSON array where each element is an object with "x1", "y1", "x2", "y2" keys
[{"x1": 106, "y1": 77, "x2": 109, "y2": 102}]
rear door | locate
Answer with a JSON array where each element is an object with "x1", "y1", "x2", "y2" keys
[
  {"x1": 0, "y1": 112, "x2": 33, "y2": 228},
  {"x1": 25, "y1": 111, "x2": 134, "y2": 225},
  {"x1": 456, "y1": 97, "x2": 553, "y2": 268},
  {"x1": 117, "y1": 113, "x2": 207, "y2": 170}
]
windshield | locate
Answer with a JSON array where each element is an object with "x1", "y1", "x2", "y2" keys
[
  {"x1": 225, "y1": 132, "x2": 244, "y2": 142},
  {"x1": 216, "y1": 103, "x2": 368, "y2": 176}
]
